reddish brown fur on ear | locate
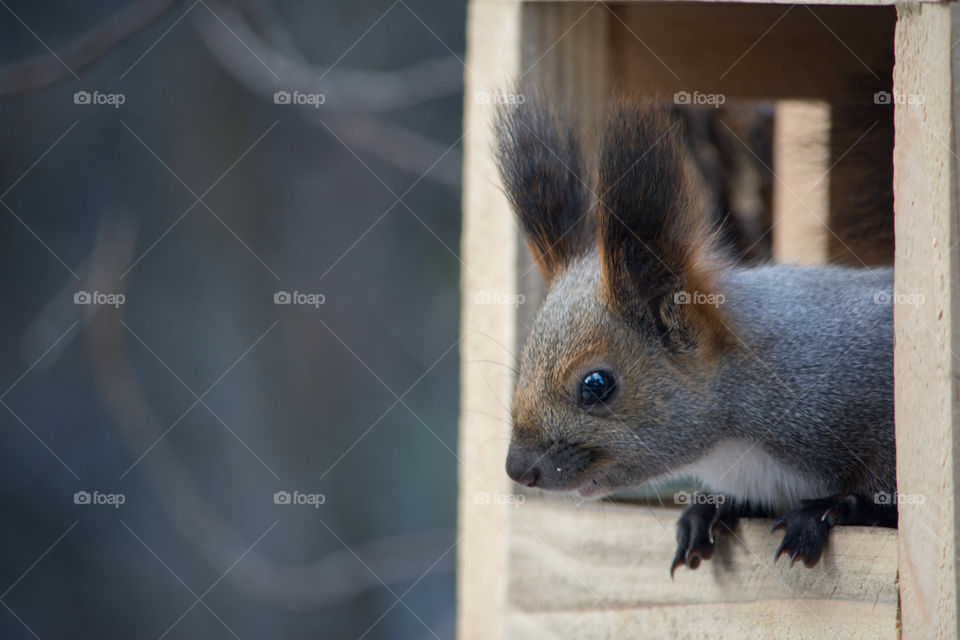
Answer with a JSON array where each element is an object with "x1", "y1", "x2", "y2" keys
[
  {"x1": 596, "y1": 98, "x2": 729, "y2": 350},
  {"x1": 495, "y1": 99, "x2": 594, "y2": 285}
]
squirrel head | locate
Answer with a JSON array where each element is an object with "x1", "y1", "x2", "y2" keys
[{"x1": 496, "y1": 98, "x2": 732, "y2": 498}]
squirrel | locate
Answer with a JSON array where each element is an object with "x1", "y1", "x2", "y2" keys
[{"x1": 495, "y1": 97, "x2": 896, "y2": 574}]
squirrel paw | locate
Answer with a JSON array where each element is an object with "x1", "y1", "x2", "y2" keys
[
  {"x1": 670, "y1": 502, "x2": 735, "y2": 577},
  {"x1": 772, "y1": 494, "x2": 898, "y2": 568},
  {"x1": 771, "y1": 503, "x2": 831, "y2": 568}
]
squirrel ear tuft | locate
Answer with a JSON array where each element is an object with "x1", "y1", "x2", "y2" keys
[
  {"x1": 495, "y1": 99, "x2": 593, "y2": 285},
  {"x1": 597, "y1": 100, "x2": 728, "y2": 348}
]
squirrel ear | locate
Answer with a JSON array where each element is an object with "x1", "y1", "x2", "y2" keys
[
  {"x1": 597, "y1": 100, "x2": 727, "y2": 347},
  {"x1": 495, "y1": 100, "x2": 593, "y2": 285}
]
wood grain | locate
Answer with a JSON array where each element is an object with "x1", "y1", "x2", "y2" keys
[
  {"x1": 773, "y1": 100, "x2": 831, "y2": 265},
  {"x1": 506, "y1": 500, "x2": 899, "y2": 639},
  {"x1": 894, "y1": 2, "x2": 960, "y2": 638},
  {"x1": 458, "y1": 2, "x2": 523, "y2": 638},
  {"x1": 610, "y1": 4, "x2": 895, "y2": 101}
]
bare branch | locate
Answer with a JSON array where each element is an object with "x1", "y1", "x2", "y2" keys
[
  {"x1": 0, "y1": 0, "x2": 182, "y2": 96},
  {"x1": 314, "y1": 111, "x2": 462, "y2": 188},
  {"x1": 83, "y1": 215, "x2": 454, "y2": 612},
  {"x1": 193, "y1": 0, "x2": 463, "y2": 112},
  {"x1": 193, "y1": 1, "x2": 462, "y2": 187}
]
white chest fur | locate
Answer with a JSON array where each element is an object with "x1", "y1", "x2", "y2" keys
[{"x1": 673, "y1": 439, "x2": 831, "y2": 513}]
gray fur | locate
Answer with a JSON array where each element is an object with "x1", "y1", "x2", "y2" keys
[
  {"x1": 510, "y1": 252, "x2": 894, "y2": 506},
  {"x1": 714, "y1": 264, "x2": 894, "y2": 497}
]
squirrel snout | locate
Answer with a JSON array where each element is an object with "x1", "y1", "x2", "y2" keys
[
  {"x1": 506, "y1": 440, "x2": 597, "y2": 490},
  {"x1": 505, "y1": 446, "x2": 541, "y2": 487}
]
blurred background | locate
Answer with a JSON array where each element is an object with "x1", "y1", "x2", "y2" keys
[{"x1": 0, "y1": 1, "x2": 464, "y2": 638}]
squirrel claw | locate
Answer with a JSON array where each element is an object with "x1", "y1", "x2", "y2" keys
[
  {"x1": 774, "y1": 539, "x2": 788, "y2": 562},
  {"x1": 772, "y1": 494, "x2": 899, "y2": 569},
  {"x1": 773, "y1": 538, "x2": 815, "y2": 568},
  {"x1": 669, "y1": 555, "x2": 684, "y2": 579},
  {"x1": 707, "y1": 508, "x2": 727, "y2": 544},
  {"x1": 670, "y1": 546, "x2": 709, "y2": 578},
  {"x1": 671, "y1": 500, "x2": 737, "y2": 575},
  {"x1": 773, "y1": 537, "x2": 822, "y2": 568},
  {"x1": 771, "y1": 502, "x2": 831, "y2": 568}
]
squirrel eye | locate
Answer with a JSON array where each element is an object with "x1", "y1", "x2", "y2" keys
[{"x1": 579, "y1": 370, "x2": 616, "y2": 407}]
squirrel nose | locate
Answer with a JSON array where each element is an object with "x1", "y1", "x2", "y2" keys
[{"x1": 506, "y1": 446, "x2": 541, "y2": 487}]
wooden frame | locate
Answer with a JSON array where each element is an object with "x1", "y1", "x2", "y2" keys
[
  {"x1": 893, "y1": 3, "x2": 960, "y2": 637},
  {"x1": 459, "y1": 1, "x2": 958, "y2": 638}
]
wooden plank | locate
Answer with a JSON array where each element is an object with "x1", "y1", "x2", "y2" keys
[
  {"x1": 506, "y1": 603, "x2": 894, "y2": 640},
  {"x1": 459, "y1": 3, "x2": 610, "y2": 639},
  {"x1": 515, "y1": 0, "x2": 913, "y2": 5},
  {"x1": 610, "y1": 4, "x2": 896, "y2": 100},
  {"x1": 894, "y1": 2, "x2": 960, "y2": 638},
  {"x1": 458, "y1": 2, "x2": 523, "y2": 639},
  {"x1": 506, "y1": 500, "x2": 899, "y2": 639},
  {"x1": 772, "y1": 100, "x2": 830, "y2": 265}
]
